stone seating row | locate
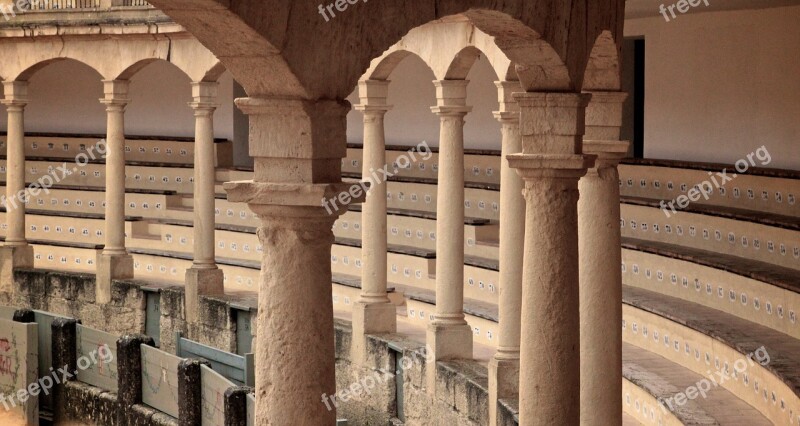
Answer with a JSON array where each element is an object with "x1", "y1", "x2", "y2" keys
[
  {"x1": 5, "y1": 188, "x2": 797, "y2": 342},
  {"x1": 342, "y1": 145, "x2": 800, "y2": 218},
  {"x1": 0, "y1": 159, "x2": 231, "y2": 195},
  {"x1": 4, "y1": 173, "x2": 797, "y2": 278},
  {"x1": 622, "y1": 285, "x2": 800, "y2": 425},
  {"x1": 389, "y1": 283, "x2": 800, "y2": 425},
  {"x1": 6, "y1": 159, "x2": 796, "y2": 275},
  {"x1": 0, "y1": 133, "x2": 233, "y2": 166},
  {"x1": 15, "y1": 241, "x2": 260, "y2": 294},
  {"x1": 621, "y1": 200, "x2": 800, "y2": 271}
]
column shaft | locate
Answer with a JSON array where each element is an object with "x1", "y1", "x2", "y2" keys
[
  {"x1": 426, "y1": 80, "x2": 473, "y2": 392},
  {"x1": 5, "y1": 102, "x2": 26, "y2": 246},
  {"x1": 434, "y1": 113, "x2": 467, "y2": 320},
  {"x1": 488, "y1": 81, "x2": 525, "y2": 426},
  {"x1": 96, "y1": 80, "x2": 133, "y2": 304},
  {"x1": 185, "y1": 82, "x2": 224, "y2": 325},
  {"x1": 0, "y1": 82, "x2": 34, "y2": 298},
  {"x1": 579, "y1": 91, "x2": 630, "y2": 425},
  {"x1": 103, "y1": 103, "x2": 127, "y2": 254},
  {"x1": 508, "y1": 92, "x2": 594, "y2": 425},
  {"x1": 255, "y1": 208, "x2": 337, "y2": 424},
  {"x1": 497, "y1": 124, "x2": 525, "y2": 351},
  {"x1": 191, "y1": 89, "x2": 218, "y2": 268},
  {"x1": 578, "y1": 165, "x2": 622, "y2": 425},
  {"x1": 360, "y1": 110, "x2": 389, "y2": 302}
]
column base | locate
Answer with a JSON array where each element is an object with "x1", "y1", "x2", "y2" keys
[
  {"x1": 185, "y1": 267, "x2": 225, "y2": 324},
  {"x1": 488, "y1": 356, "x2": 520, "y2": 426},
  {"x1": 351, "y1": 301, "x2": 397, "y2": 364},
  {"x1": 0, "y1": 245, "x2": 33, "y2": 296},
  {"x1": 96, "y1": 252, "x2": 133, "y2": 304},
  {"x1": 426, "y1": 321, "x2": 473, "y2": 393}
]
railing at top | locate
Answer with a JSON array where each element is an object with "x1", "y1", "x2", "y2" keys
[
  {"x1": 30, "y1": 0, "x2": 100, "y2": 9},
  {"x1": 16, "y1": 0, "x2": 150, "y2": 11}
]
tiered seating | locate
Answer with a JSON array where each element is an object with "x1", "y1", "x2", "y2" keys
[
  {"x1": 336, "y1": 145, "x2": 800, "y2": 424},
  {"x1": 6, "y1": 135, "x2": 800, "y2": 424}
]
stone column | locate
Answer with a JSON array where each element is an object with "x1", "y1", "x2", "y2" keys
[
  {"x1": 579, "y1": 91, "x2": 630, "y2": 426},
  {"x1": 426, "y1": 80, "x2": 473, "y2": 391},
  {"x1": 97, "y1": 80, "x2": 133, "y2": 304},
  {"x1": 224, "y1": 97, "x2": 360, "y2": 425},
  {"x1": 351, "y1": 80, "x2": 396, "y2": 359},
  {"x1": 507, "y1": 92, "x2": 595, "y2": 425},
  {"x1": 0, "y1": 82, "x2": 34, "y2": 296},
  {"x1": 186, "y1": 82, "x2": 224, "y2": 324},
  {"x1": 488, "y1": 81, "x2": 525, "y2": 426}
]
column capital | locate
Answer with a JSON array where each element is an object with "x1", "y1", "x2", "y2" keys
[
  {"x1": 224, "y1": 180, "x2": 364, "y2": 216},
  {"x1": 507, "y1": 153, "x2": 595, "y2": 180},
  {"x1": 233, "y1": 96, "x2": 349, "y2": 184},
  {"x1": 494, "y1": 80, "x2": 522, "y2": 113},
  {"x1": 431, "y1": 79, "x2": 471, "y2": 116},
  {"x1": 582, "y1": 90, "x2": 628, "y2": 104},
  {"x1": 492, "y1": 111, "x2": 518, "y2": 124},
  {"x1": 513, "y1": 92, "x2": 592, "y2": 156},
  {"x1": 189, "y1": 81, "x2": 219, "y2": 113},
  {"x1": 354, "y1": 79, "x2": 391, "y2": 114},
  {"x1": 1, "y1": 81, "x2": 28, "y2": 108},
  {"x1": 583, "y1": 139, "x2": 630, "y2": 170},
  {"x1": 353, "y1": 104, "x2": 392, "y2": 115},
  {"x1": 584, "y1": 90, "x2": 628, "y2": 141},
  {"x1": 100, "y1": 80, "x2": 130, "y2": 108}
]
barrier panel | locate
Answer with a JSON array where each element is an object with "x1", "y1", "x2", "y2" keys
[
  {"x1": 32, "y1": 310, "x2": 69, "y2": 411},
  {"x1": 141, "y1": 344, "x2": 182, "y2": 418},
  {"x1": 200, "y1": 365, "x2": 234, "y2": 426},
  {"x1": 246, "y1": 392, "x2": 255, "y2": 426},
  {"x1": 75, "y1": 324, "x2": 119, "y2": 393},
  {"x1": 175, "y1": 332, "x2": 254, "y2": 386},
  {"x1": 0, "y1": 318, "x2": 38, "y2": 425}
]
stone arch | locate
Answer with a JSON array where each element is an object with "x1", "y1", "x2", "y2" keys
[
  {"x1": 582, "y1": 30, "x2": 621, "y2": 91},
  {"x1": 366, "y1": 50, "x2": 432, "y2": 82},
  {"x1": 12, "y1": 57, "x2": 104, "y2": 83},
  {"x1": 445, "y1": 46, "x2": 490, "y2": 80},
  {"x1": 143, "y1": 0, "x2": 622, "y2": 98},
  {"x1": 364, "y1": 16, "x2": 550, "y2": 88}
]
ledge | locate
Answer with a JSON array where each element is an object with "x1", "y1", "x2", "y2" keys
[{"x1": 622, "y1": 238, "x2": 800, "y2": 294}]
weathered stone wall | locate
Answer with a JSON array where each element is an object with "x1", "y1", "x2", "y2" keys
[
  {"x1": 12, "y1": 269, "x2": 147, "y2": 337},
  {"x1": 6, "y1": 268, "x2": 241, "y2": 354},
  {"x1": 333, "y1": 320, "x2": 506, "y2": 426}
]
